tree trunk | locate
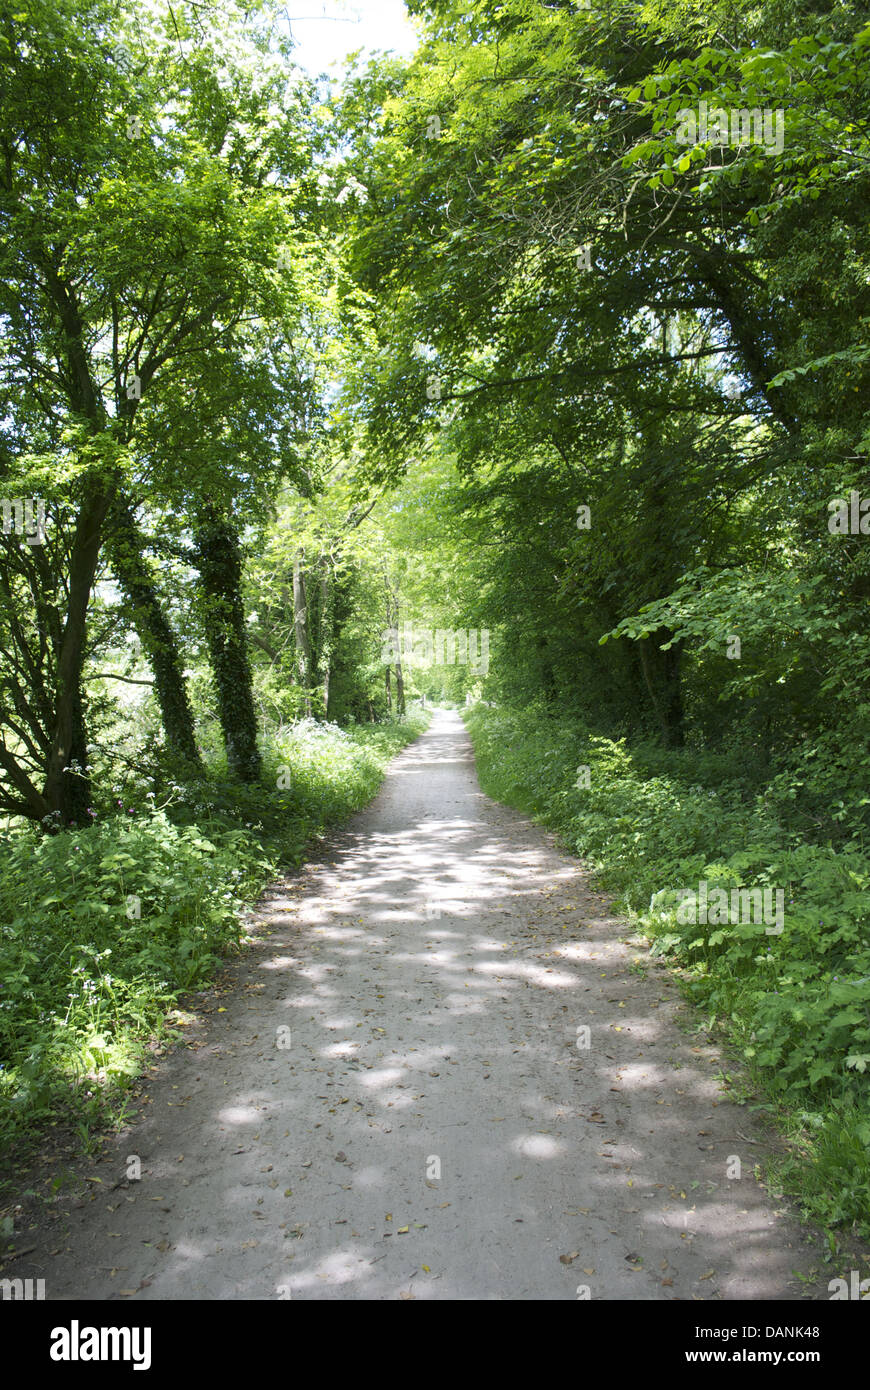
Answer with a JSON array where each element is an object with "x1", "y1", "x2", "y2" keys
[
  {"x1": 43, "y1": 483, "x2": 115, "y2": 824},
  {"x1": 638, "y1": 632, "x2": 685, "y2": 748},
  {"x1": 394, "y1": 660, "x2": 405, "y2": 715},
  {"x1": 385, "y1": 665, "x2": 392, "y2": 711},
  {"x1": 293, "y1": 550, "x2": 313, "y2": 717},
  {"x1": 318, "y1": 569, "x2": 332, "y2": 718},
  {"x1": 537, "y1": 635, "x2": 557, "y2": 705},
  {"x1": 105, "y1": 498, "x2": 201, "y2": 768},
  {"x1": 194, "y1": 514, "x2": 261, "y2": 782}
]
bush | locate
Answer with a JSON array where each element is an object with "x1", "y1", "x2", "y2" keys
[
  {"x1": 466, "y1": 702, "x2": 870, "y2": 1237},
  {"x1": 0, "y1": 714, "x2": 425, "y2": 1172}
]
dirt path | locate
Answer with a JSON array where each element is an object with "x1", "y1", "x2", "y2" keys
[{"x1": 9, "y1": 710, "x2": 828, "y2": 1300}]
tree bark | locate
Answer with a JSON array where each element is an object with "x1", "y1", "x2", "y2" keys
[
  {"x1": 194, "y1": 513, "x2": 261, "y2": 781},
  {"x1": 43, "y1": 483, "x2": 115, "y2": 824},
  {"x1": 394, "y1": 660, "x2": 405, "y2": 715},
  {"x1": 293, "y1": 550, "x2": 313, "y2": 717},
  {"x1": 318, "y1": 569, "x2": 332, "y2": 717},
  {"x1": 105, "y1": 498, "x2": 202, "y2": 767}
]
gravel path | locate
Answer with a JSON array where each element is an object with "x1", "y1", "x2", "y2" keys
[{"x1": 11, "y1": 710, "x2": 828, "y2": 1300}]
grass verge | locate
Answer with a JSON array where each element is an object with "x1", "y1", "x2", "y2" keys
[
  {"x1": 0, "y1": 715, "x2": 425, "y2": 1188},
  {"x1": 465, "y1": 702, "x2": 870, "y2": 1242}
]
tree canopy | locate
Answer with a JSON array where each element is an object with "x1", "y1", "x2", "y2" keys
[{"x1": 1, "y1": 0, "x2": 869, "y2": 1243}]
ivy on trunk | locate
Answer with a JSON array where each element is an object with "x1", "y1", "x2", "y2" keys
[{"x1": 194, "y1": 513, "x2": 261, "y2": 783}]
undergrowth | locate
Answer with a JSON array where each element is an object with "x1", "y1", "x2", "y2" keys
[
  {"x1": 0, "y1": 715, "x2": 425, "y2": 1182},
  {"x1": 465, "y1": 702, "x2": 870, "y2": 1241}
]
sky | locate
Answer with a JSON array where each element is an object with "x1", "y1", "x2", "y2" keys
[{"x1": 283, "y1": 0, "x2": 420, "y2": 77}]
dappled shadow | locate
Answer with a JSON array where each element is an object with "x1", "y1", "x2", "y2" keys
[{"x1": 16, "y1": 712, "x2": 827, "y2": 1300}]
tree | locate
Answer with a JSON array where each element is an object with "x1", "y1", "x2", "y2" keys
[{"x1": 0, "y1": 0, "x2": 325, "y2": 817}]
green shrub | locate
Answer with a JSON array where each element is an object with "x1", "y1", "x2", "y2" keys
[
  {"x1": 0, "y1": 714, "x2": 425, "y2": 1172},
  {"x1": 466, "y1": 702, "x2": 870, "y2": 1237}
]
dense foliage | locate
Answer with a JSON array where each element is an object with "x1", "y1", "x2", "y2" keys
[
  {"x1": 467, "y1": 704, "x2": 870, "y2": 1234},
  {"x1": 1, "y1": 0, "x2": 868, "y2": 1236},
  {"x1": 0, "y1": 715, "x2": 423, "y2": 1170},
  {"x1": 328, "y1": 0, "x2": 870, "y2": 1235}
]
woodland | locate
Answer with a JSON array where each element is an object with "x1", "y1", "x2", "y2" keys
[{"x1": 1, "y1": 0, "x2": 869, "y2": 1240}]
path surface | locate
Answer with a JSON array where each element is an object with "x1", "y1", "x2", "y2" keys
[{"x1": 12, "y1": 711, "x2": 827, "y2": 1300}]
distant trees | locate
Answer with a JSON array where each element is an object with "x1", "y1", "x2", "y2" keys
[{"x1": 332, "y1": 0, "x2": 870, "y2": 757}]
